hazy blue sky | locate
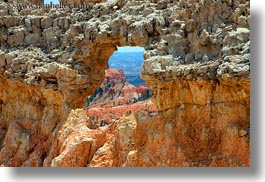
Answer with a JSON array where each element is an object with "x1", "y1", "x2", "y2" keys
[
  {"x1": 117, "y1": 46, "x2": 144, "y2": 52},
  {"x1": 44, "y1": 0, "x2": 59, "y2": 4}
]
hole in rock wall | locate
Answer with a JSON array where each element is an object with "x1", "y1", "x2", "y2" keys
[
  {"x1": 85, "y1": 46, "x2": 157, "y2": 129},
  {"x1": 109, "y1": 46, "x2": 145, "y2": 87}
]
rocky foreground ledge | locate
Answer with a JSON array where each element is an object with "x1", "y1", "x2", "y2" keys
[{"x1": 0, "y1": 0, "x2": 250, "y2": 167}]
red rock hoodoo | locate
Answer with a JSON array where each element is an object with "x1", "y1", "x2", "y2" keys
[{"x1": 85, "y1": 68, "x2": 157, "y2": 128}]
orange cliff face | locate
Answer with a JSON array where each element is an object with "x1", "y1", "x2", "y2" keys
[
  {"x1": 45, "y1": 109, "x2": 139, "y2": 167},
  {"x1": 135, "y1": 78, "x2": 250, "y2": 167},
  {"x1": 38, "y1": 78, "x2": 250, "y2": 167}
]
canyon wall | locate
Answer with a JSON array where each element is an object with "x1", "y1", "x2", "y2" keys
[{"x1": 0, "y1": 0, "x2": 250, "y2": 167}]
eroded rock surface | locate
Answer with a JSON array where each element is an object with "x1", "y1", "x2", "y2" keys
[
  {"x1": 85, "y1": 68, "x2": 157, "y2": 128},
  {"x1": 0, "y1": 0, "x2": 250, "y2": 167}
]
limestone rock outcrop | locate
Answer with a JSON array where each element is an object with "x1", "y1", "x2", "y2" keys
[
  {"x1": 47, "y1": 110, "x2": 138, "y2": 167},
  {"x1": 0, "y1": 0, "x2": 250, "y2": 167}
]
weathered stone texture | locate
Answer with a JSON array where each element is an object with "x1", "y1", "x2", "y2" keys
[{"x1": 0, "y1": 0, "x2": 250, "y2": 167}]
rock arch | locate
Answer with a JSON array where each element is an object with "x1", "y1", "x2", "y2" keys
[{"x1": 0, "y1": 0, "x2": 250, "y2": 167}]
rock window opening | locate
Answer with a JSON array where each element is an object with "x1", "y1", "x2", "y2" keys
[{"x1": 85, "y1": 46, "x2": 157, "y2": 129}]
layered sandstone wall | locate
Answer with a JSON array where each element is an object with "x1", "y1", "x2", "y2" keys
[
  {"x1": 0, "y1": 0, "x2": 250, "y2": 167},
  {"x1": 135, "y1": 78, "x2": 250, "y2": 167}
]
